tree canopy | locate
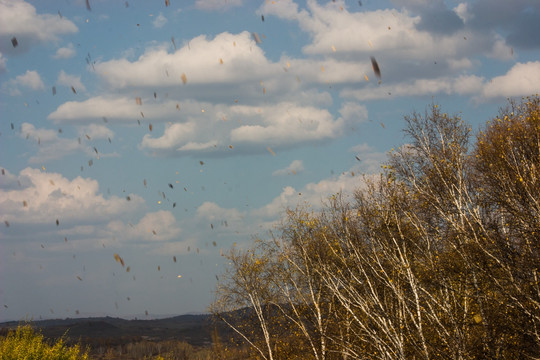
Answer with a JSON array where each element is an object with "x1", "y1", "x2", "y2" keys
[{"x1": 212, "y1": 95, "x2": 540, "y2": 360}]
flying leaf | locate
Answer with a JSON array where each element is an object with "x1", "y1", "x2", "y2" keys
[
  {"x1": 252, "y1": 32, "x2": 262, "y2": 44},
  {"x1": 11, "y1": 37, "x2": 18, "y2": 48},
  {"x1": 114, "y1": 253, "x2": 125, "y2": 267},
  {"x1": 370, "y1": 56, "x2": 381, "y2": 80},
  {"x1": 181, "y1": 73, "x2": 187, "y2": 84}
]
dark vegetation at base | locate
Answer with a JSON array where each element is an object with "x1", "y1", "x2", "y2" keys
[{"x1": 0, "y1": 315, "x2": 230, "y2": 359}]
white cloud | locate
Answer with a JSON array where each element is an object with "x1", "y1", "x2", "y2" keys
[
  {"x1": 339, "y1": 102, "x2": 369, "y2": 124},
  {"x1": 3, "y1": 70, "x2": 45, "y2": 95},
  {"x1": 152, "y1": 13, "x2": 167, "y2": 28},
  {"x1": 78, "y1": 124, "x2": 114, "y2": 141},
  {"x1": 341, "y1": 75, "x2": 484, "y2": 100},
  {"x1": 0, "y1": 0, "x2": 77, "y2": 54},
  {"x1": 482, "y1": 61, "x2": 540, "y2": 99},
  {"x1": 273, "y1": 160, "x2": 304, "y2": 176},
  {"x1": 0, "y1": 167, "x2": 183, "y2": 249},
  {"x1": 454, "y1": 3, "x2": 472, "y2": 23},
  {"x1": 194, "y1": 0, "x2": 244, "y2": 11},
  {"x1": 196, "y1": 201, "x2": 245, "y2": 222},
  {"x1": 52, "y1": 43, "x2": 76, "y2": 59},
  {"x1": 48, "y1": 96, "x2": 145, "y2": 122},
  {"x1": 18, "y1": 123, "x2": 115, "y2": 163},
  {"x1": 0, "y1": 167, "x2": 144, "y2": 227},
  {"x1": 107, "y1": 211, "x2": 181, "y2": 242},
  {"x1": 140, "y1": 101, "x2": 352, "y2": 156},
  {"x1": 94, "y1": 32, "x2": 276, "y2": 90},
  {"x1": 57, "y1": 70, "x2": 86, "y2": 92},
  {"x1": 0, "y1": 52, "x2": 6, "y2": 72}
]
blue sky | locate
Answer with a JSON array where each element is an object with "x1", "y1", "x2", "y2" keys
[{"x1": 1, "y1": 0, "x2": 539, "y2": 321}]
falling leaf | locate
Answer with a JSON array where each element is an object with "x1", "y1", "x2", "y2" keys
[
  {"x1": 85, "y1": 0, "x2": 91, "y2": 11},
  {"x1": 364, "y1": 74, "x2": 369, "y2": 81},
  {"x1": 176, "y1": 103, "x2": 180, "y2": 110},
  {"x1": 370, "y1": 56, "x2": 381, "y2": 80},
  {"x1": 321, "y1": 65, "x2": 325, "y2": 72},
  {"x1": 88, "y1": 159, "x2": 93, "y2": 166},
  {"x1": 158, "y1": 265, "x2": 160, "y2": 271},
  {"x1": 181, "y1": 73, "x2": 187, "y2": 84},
  {"x1": 149, "y1": 123, "x2": 153, "y2": 132},
  {"x1": 252, "y1": 32, "x2": 262, "y2": 44},
  {"x1": 77, "y1": 276, "x2": 83, "y2": 281},
  {"x1": 168, "y1": 183, "x2": 173, "y2": 189},
  {"x1": 368, "y1": 40, "x2": 373, "y2": 48},
  {"x1": 65, "y1": 237, "x2": 68, "y2": 242},
  {"x1": 355, "y1": 156, "x2": 361, "y2": 161},
  {"x1": 200, "y1": 160, "x2": 204, "y2": 165},
  {"x1": 126, "y1": 266, "x2": 130, "y2": 272},
  {"x1": 177, "y1": 275, "x2": 182, "y2": 278},
  {"x1": 173, "y1": 256, "x2": 177, "y2": 262},
  {"x1": 52, "y1": 86, "x2": 56, "y2": 95},
  {"x1": 219, "y1": 58, "x2": 223, "y2": 64},
  {"x1": 173, "y1": 202, "x2": 176, "y2": 208},
  {"x1": 23, "y1": 200, "x2": 27, "y2": 207},
  {"x1": 85, "y1": 134, "x2": 91, "y2": 140},
  {"x1": 165, "y1": 0, "x2": 170, "y2": 6},
  {"x1": 135, "y1": 97, "x2": 142, "y2": 105},
  {"x1": 11, "y1": 37, "x2": 18, "y2": 48},
  {"x1": 114, "y1": 253, "x2": 125, "y2": 267},
  {"x1": 229, "y1": 145, "x2": 233, "y2": 149},
  {"x1": 152, "y1": 230, "x2": 157, "y2": 235},
  {"x1": 331, "y1": 45, "x2": 336, "y2": 52},
  {"x1": 126, "y1": 196, "x2": 131, "y2": 201},
  {"x1": 4, "y1": 221, "x2": 10, "y2": 227},
  {"x1": 212, "y1": 241, "x2": 217, "y2": 247},
  {"x1": 171, "y1": 36, "x2": 176, "y2": 49},
  {"x1": 261, "y1": 15, "x2": 264, "y2": 22},
  {"x1": 144, "y1": 179, "x2": 147, "y2": 187},
  {"x1": 267, "y1": 147, "x2": 276, "y2": 156},
  {"x1": 71, "y1": 86, "x2": 77, "y2": 94},
  {"x1": 56, "y1": 219, "x2": 59, "y2": 226},
  {"x1": 210, "y1": 223, "x2": 214, "y2": 229}
]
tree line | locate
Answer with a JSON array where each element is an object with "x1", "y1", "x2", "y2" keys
[{"x1": 211, "y1": 96, "x2": 540, "y2": 359}]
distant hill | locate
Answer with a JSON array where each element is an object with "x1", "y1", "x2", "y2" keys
[{"x1": 0, "y1": 314, "x2": 217, "y2": 348}]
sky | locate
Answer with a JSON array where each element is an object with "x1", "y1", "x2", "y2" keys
[{"x1": 1, "y1": 0, "x2": 539, "y2": 322}]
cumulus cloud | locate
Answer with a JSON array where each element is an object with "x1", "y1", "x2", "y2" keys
[
  {"x1": 0, "y1": 167, "x2": 144, "y2": 227},
  {"x1": 140, "y1": 101, "x2": 356, "y2": 156},
  {"x1": 18, "y1": 123, "x2": 115, "y2": 163},
  {"x1": 52, "y1": 43, "x2": 75, "y2": 59},
  {"x1": 0, "y1": 0, "x2": 77, "y2": 54},
  {"x1": 196, "y1": 201, "x2": 245, "y2": 222},
  {"x1": 93, "y1": 32, "x2": 276, "y2": 90},
  {"x1": 152, "y1": 13, "x2": 167, "y2": 28},
  {"x1": 273, "y1": 160, "x2": 304, "y2": 176},
  {"x1": 3, "y1": 70, "x2": 45, "y2": 95},
  {"x1": 0, "y1": 52, "x2": 6, "y2": 72},
  {"x1": 0, "y1": 167, "x2": 182, "y2": 248},
  {"x1": 341, "y1": 75, "x2": 484, "y2": 101},
  {"x1": 57, "y1": 70, "x2": 86, "y2": 92},
  {"x1": 49, "y1": 96, "x2": 146, "y2": 123},
  {"x1": 482, "y1": 61, "x2": 540, "y2": 99},
  {"x1": 194, "y1": 0, "x2": 244, "y2": 11},
  {"x1": 107, "y1": 211, "x2": 181, "y2": 242}
]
